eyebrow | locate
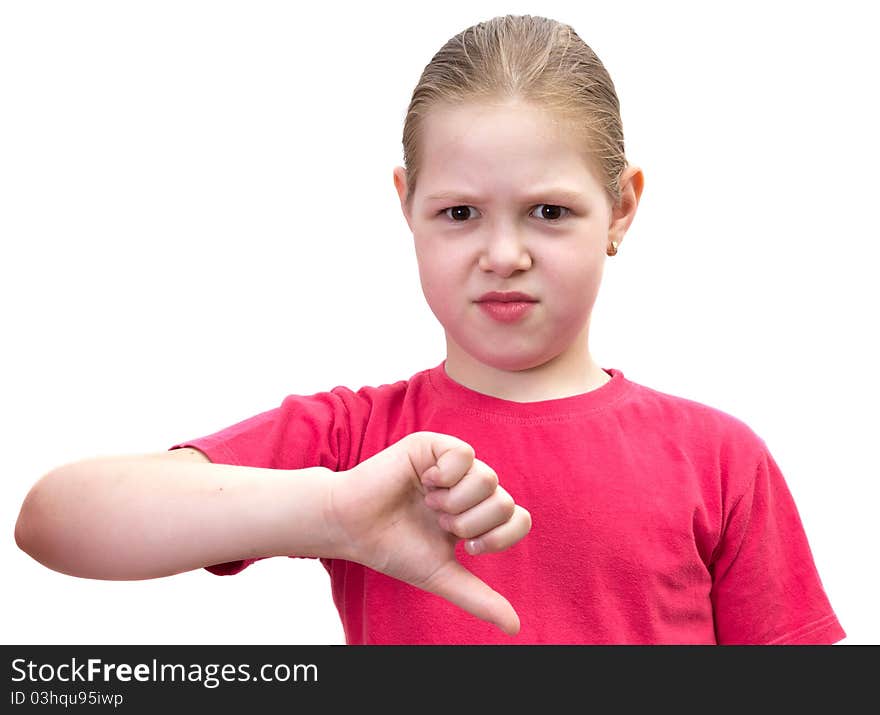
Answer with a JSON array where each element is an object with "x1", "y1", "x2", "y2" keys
[{"x1": 424, "y1": 188, "x2": 585, "y2": 204}]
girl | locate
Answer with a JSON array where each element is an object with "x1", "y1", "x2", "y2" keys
[{"x1": 15, "y1": 14, "x2": 844, "y2": 645}]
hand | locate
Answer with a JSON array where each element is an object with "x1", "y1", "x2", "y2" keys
[{"x1": 325, "y1": 431, "x2": 531, "y2": 635}]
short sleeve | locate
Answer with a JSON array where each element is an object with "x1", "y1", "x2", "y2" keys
[
  {"x1": 168, "y1": 387, "x2": 359, "y2": 576},
  {"x1": 709, "y1": 442, "x2": 845, "y2": 644}
]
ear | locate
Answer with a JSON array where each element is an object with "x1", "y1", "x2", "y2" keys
[
  {"x1": 608, "y1": 165, "x2": 645, "y2": 249},
  {"x1": 393, "y1": 166, "x2": 413, "y2": 232}
]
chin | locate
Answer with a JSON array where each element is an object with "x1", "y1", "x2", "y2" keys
[{"x1": 467, "y1": 343, "x2": 556, "y2": 373}]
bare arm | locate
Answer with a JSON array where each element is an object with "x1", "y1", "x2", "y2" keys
[
  {"x1": 14, "y1": 448, "x2": 341, "y2": 580},
  {"x1": 16, "y1": 433, "x2": 531, "y2": 634}
]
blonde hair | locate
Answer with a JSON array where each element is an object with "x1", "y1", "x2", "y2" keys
[{"x1": 401, "y1": 14, "x2": 627, "y2": 211}]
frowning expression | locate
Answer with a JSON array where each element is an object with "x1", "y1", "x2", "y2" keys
[{"x1": 397, "y1": 99, "x2": 615, "y2": 371}]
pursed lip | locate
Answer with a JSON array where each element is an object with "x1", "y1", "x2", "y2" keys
[{"x1": 476, "y1": 291, "x2": 538, "y2": 303}]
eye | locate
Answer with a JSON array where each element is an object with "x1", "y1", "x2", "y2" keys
[
  {"x1": 440, "y1": 204, "x2": 571, "y2": 222},
  {"x1": 531, "y1": 204, "x2": 570, "y2": 221},
  {"x1": 442, "y1": 206, "x2": 479, "y2": 221}
]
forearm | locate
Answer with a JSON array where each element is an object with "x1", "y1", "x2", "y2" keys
[{"x1": 15, "y1": 457, "x2": 341, "y2": 580}]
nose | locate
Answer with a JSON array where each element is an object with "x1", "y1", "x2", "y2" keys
[{"x1": 477, "y1": 224, "x2": 533, "y2": 277}]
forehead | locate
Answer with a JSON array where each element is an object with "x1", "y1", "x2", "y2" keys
[{"x1": 418, "y1": 100, "x2": 603, "y2": 196}]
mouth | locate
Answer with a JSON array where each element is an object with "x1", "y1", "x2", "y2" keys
[
  {"x1": 476, "y1": 298, "x2": 537, "y2": 323},
  {"x1": 476, "y1": 291, "x2": 538, "y2": 303}
]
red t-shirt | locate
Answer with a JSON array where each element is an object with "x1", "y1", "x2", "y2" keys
[{"x1": 168, "y1": 361, "x2": 845, "y2": 645}]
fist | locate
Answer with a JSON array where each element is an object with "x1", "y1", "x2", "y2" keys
[
  {"x1": 326, "y1": 431, "x2": 531, "y2": 635},
  {"x1": 420, "y1": 441, "x2": 527, "y2": 556}
]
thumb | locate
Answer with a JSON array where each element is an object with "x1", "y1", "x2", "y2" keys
[{"x1": 421, "y1": 559, "x2": 520, "y2": 636}]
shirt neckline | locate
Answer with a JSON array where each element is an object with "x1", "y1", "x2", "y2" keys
[{"x1": 425, "y1": 358, "x2": 632, "y2": 422}]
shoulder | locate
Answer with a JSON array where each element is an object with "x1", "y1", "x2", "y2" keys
[
  {"x1": 278, "y1": 366, "x2": 429, "y2": 421},
  {"x1": 617, "y1": 375, "x2": 776, "y2": 510},
  {"x1": 622, "y1": 376, "x2": 768, "y2": 459}
]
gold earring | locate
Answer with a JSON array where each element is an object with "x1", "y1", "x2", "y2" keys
[{"x1": 607, "y1": 240, "x2": 619, "y2": 256}]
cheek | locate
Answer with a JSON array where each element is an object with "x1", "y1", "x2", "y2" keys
[
  {"x1": 548, "y1": 249, "x2": 599, "y2": 282},
  {"x1": 544, "y1": 255, "x2": 604, "y2": 307},
  {"x1": 414, "y1": 241, "x2": 460, "y2": 306}
]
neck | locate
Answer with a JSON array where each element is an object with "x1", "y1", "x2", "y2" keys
[{"x1": 443, "y1": 330, "x2": 610, "y2": 403}]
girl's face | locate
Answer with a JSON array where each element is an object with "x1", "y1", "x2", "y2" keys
[{"x1": 394, "y1": 99, "x2": 627, "y2": 373}]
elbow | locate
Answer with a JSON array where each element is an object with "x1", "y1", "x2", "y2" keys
[
  {"x1": 14, "y1": 508, "x2": 28, "y2": 554},
  {"x1": 15, "y1": 483, "x2": 44, "y2": 558},
  {"x1": 15, "y1": 469, "x2": 71, "y2": 569}
]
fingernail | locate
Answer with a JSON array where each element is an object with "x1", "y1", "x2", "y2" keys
[{"x1": 467, "y1": 539, "x2": 483, "y2": 555}]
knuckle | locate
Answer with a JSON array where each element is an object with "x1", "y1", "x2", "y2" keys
[
  {"x1": 459, "y1": 526, "x2": 478, "y2": 540},
  {"x1": 445, "y1": 514, "x2": 464, "y2": 536},
  {"x1": 482, "y1": 468, "x2": 499, "y2": 490},
  {"x1": 479, "y1": 535, "x2": 499, "y2": 553},
  {"x1": 481, "y1": 530, "x2": 507, "y2": 553},
  {"x1": 457, "y1": 514, "x2": 483, "y2": 539},
  {"x1": 498, "y1": 491, "x2": 516, "y2": 516},
  {"x1": 455, "y1": 522, "x2": 476, "y2": 540}
]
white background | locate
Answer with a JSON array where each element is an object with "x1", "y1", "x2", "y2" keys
[{"x1": 2, "y1": 0, "x2": 877, "y2": 645}]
